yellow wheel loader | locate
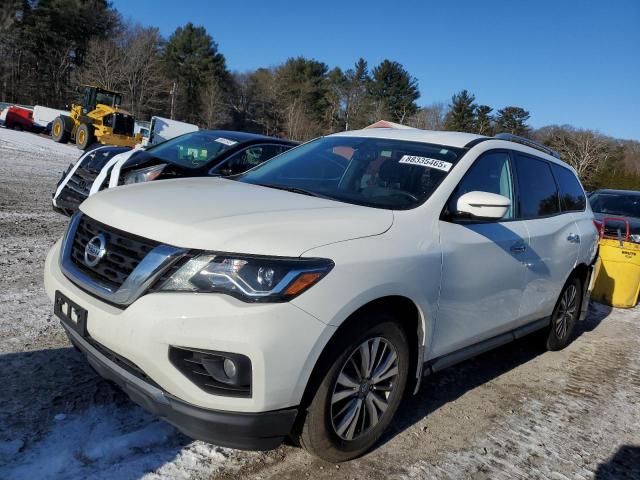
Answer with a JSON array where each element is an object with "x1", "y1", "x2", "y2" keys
[{"x1": 51, "y1": 86, "x2": 141, "y2": 150}]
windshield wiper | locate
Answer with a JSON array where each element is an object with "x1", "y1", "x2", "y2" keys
[{"x1": 257, "y1": 183, "x2": 330, "y2": 199}]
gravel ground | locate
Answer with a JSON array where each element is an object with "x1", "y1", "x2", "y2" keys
[{"x1": 0, "y1": 128, "x2": 638, "y2": 479}]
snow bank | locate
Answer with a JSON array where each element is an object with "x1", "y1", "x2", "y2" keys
[{"x1": 0, "y1": 127, "x2": 78, "y2": 160}]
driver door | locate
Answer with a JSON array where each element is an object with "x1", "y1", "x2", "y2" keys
[{"x1": 432, "y1": 150, "x2": 529, "y2": 358}]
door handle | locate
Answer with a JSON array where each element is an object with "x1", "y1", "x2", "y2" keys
[
  {"x1": 510, "y1": 243, "x2": 527, "y2": 253},
  {"x1": 567, "y1": 233, "x2": 580, "y2": 243}
]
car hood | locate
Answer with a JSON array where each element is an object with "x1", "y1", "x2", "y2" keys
[
  {"x1": 593, "y1": 212, "x2": 640, "y2": 235},
  {"x1": 80, "y1": 177, "x2": 394, "y2": 256}
]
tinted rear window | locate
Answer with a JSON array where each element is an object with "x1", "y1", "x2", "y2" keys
[
  {"x1": 551, "y1": 164, "x2": 586, "y2": 212},
  {"x1": 515, "y1": 154, "x2": 560, "y2": 218}
]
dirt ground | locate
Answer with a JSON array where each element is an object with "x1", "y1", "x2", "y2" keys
[{"x1": 0, "y1": 128, "x2": 638, "y2": 479}]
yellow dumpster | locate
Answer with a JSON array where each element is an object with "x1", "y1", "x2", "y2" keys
[{"x1": 592, "y1": 218, "x2": 640, "y2": 308}]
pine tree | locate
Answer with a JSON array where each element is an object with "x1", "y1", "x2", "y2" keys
[
  {"x1": 6, "y1": 0, "x2": 119, "y2": 106},
  {"x1": 475, "y1": 105, "x2": 494, "y2": 135},
  {"x1": 445, "y1": 90, "x2": 476, "y2": 132},
  {"x1": 495, "y1": 106, "x2": 530, "y2": 136},
  {"x1": 368, "y1": 60, "x2": 419, "y2": 123},
  {"x1": 163, "y1": 23, "x2": 229, "y2": 123},
  {"x1": 343, "y1": 58, "x2": 371, "y2": 130},
  {"x1": 274, "y1": 57, "x2": 330, "y2": 139}
]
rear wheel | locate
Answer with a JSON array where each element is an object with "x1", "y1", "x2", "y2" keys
[
  {"x1": 296, "y1": 315, "x2": 409, "y2": 462},
  {"x1": 75, "y1": 123, "x2": 95, "y2": 150},
  {"x1": 545, "y1": 276, "x2": 582, "y2": 351},
  {"x1": 51, "y1": 116, "x2": 70, "y2": 143}
]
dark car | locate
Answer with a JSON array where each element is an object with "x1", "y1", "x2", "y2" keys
[
  {"x1": 52, "y1": 130, "x2": 298, "y2": 216},
  {"x1": 589, "y1": 189, "x2": 640, "y2": 242}
]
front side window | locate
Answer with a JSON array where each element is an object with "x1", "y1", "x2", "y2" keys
[
  {"x1": 447, "y1": 151, "x2": 514, "y2": 220},
  {"x1": 146, "y1": 132, "x2": 240, "y2": 169},
  {"x1": 238, "y1": 136, "x2": 463, "y2": 209},
  {"x1": 551, "y1": 164, "x2": 586, "y2": 212},
  {"x1": 515, "y1": 154, "x2": 560, "y2": 218}
]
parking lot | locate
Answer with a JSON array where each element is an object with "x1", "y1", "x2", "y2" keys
[{"x1": 0, "y1": 128, "x2": 639, "y2": 479}]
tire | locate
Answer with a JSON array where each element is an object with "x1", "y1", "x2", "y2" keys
[
  {"x1": 51, "y1": 117, "x2": 70, "y2": 143},
  {"x1": 75, "y1": 123, "x2": 95, "y2": 150},
  {"x1": 545, "y1": 276, "x2": 582, "y2": 351},
  {"x1": 296, "y1": 314, "x2": 410, "y2": 462}
]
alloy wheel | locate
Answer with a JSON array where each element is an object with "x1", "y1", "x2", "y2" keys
[
  {"x1": 330, "y1": 337, "x2": 399, "y2": 441},
  {"x1": 555, "y1": 284, "x2": 578, "y2": 339}
]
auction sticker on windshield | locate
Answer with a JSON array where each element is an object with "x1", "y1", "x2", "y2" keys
[
  {"x1": 399, "y1": 155, "x2": 453, "y2": 172},
  {"x1": 215, "y1": 137, "x2": 238, "y2": 146}
]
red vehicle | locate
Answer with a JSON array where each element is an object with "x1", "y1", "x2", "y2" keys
[{"x1": 4, "y1": 106, "x2": 38, "y2": 132}]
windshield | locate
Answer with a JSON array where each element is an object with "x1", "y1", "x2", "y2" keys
[
  {"x1": 590, "y1": 192, "x2": 640, "y2": 218},
  {"x1": 238, "y1": 136, "x2": 463, "y2": 209},
  {"x1": 96, "y1": 90, "x2": 120, "y2": 107},
  {"x1": 146, "y1": 131, "x2": 240, "y2": 169}
]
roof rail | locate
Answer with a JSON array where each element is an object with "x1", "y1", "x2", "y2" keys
[{"x1": 493, "y1": 133, "x2": 561, "y2": 159}]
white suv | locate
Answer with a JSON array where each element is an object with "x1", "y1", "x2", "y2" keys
[{"x1": 44, "y1": 129, "x2": 598, "y2": 462}]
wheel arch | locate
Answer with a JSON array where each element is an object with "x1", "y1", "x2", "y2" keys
[
  {"x1": 298, "y1": 295, "x2": 427, "y2": 415},
  {"x1": 571, "y1": 262, "x2": 590, "y2": 287},
  {"x1": 570, "y1": 262, "x2": 593, "y2": 321}
]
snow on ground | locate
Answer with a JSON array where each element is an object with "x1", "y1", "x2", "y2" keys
[
  {"x1": 0, "y1": 405, "x2": 247, "y2": 480},
  {"x1": 0, "y1": 128, "x2": 638, "y2": 479},
  {"x1": 402, "y1": 302, "x2": 640, "y2": 480}
]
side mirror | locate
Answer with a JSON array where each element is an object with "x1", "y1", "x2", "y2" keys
[{"x1": 455, "y1": 191, "x2": 511, "y2": 221}]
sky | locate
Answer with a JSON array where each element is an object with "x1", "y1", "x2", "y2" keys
[{"x1": 110, "y1": 0, "x2": 640, "y2": 140}]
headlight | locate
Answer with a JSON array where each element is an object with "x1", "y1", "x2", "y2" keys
[
  {"x1": 630, "y1": 234, "x2": 640, "y2": 244},
  {"x1": 123, "y1": 163, "x2": 166, "y2": 184},
  {"x1": 158, "y1": 254, "x2": 334, "y2": 302}
]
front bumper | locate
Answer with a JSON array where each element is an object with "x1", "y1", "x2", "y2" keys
[
  {"x1": 63, "y1": 323, "x2": 297, "y2": 450},
  {"x1": 45, "y1": 239, "x2": 336, "y2": 413}
]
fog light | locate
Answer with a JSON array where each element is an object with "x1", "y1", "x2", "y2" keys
[
  {"x1": 223, "y1": 358, "x2": 237, "y2": 379},
  {"x1": 169, "y1": 346, "x2": 252, "y2": 397}
]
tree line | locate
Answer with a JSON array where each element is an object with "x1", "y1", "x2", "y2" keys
[{"x1": 1, "y1": 0, "x2": 638, "y2": 190}]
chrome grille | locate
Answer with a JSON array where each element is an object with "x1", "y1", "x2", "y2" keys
[
  {"x1": 70, "y1": 215, "x2": 159, "y2": 289},
  {"x1": 66, "y1": 166, "x2": 94, "y2": 197}
]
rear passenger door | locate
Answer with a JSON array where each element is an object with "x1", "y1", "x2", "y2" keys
[
  {"x1": 550, "y1": 163, "x2": 597, "y2": 268},
  {"x1": 515, "y1": 153, "x2": 581, "y2": 322}
]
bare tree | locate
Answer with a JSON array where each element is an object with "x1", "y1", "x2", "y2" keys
[
  {"x1": 76, "y1": 38, "x2": 124, "y2": 91},
  {"x1": 622, "y1": 140, "x2": 640, "y2": 174},
  {"x1": 120, "y1": 26, "x2": 169, "y2": 118},
  {"x1": 408, "y1": 103, "x2": 448, "y2": 130},
  {"x1": 540, "y1": 126, "x2": 615, "y2": 185},
  {"x1": 76, "y1": 24, "x2": 169, "y2": 119},
  {"x1": 201, "y1": 79, "x2": 228, "y2": 128},
  {"x1": 0, "y1": 1, "x2": 22, "y2": 102}
]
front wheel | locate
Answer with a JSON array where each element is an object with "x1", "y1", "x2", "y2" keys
[
  {"x1": 296, "y1": 316, "x2": 409, "y2": 462},
  {"x1": 51, "y1": 116, "x2": 70, "y2": 143},
  {"x1": 75, "y1": 123, "x2": 95, "y2": 150},
  {"x1": 545, "y1": 276, "x2": 582, "y2": 351}
]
